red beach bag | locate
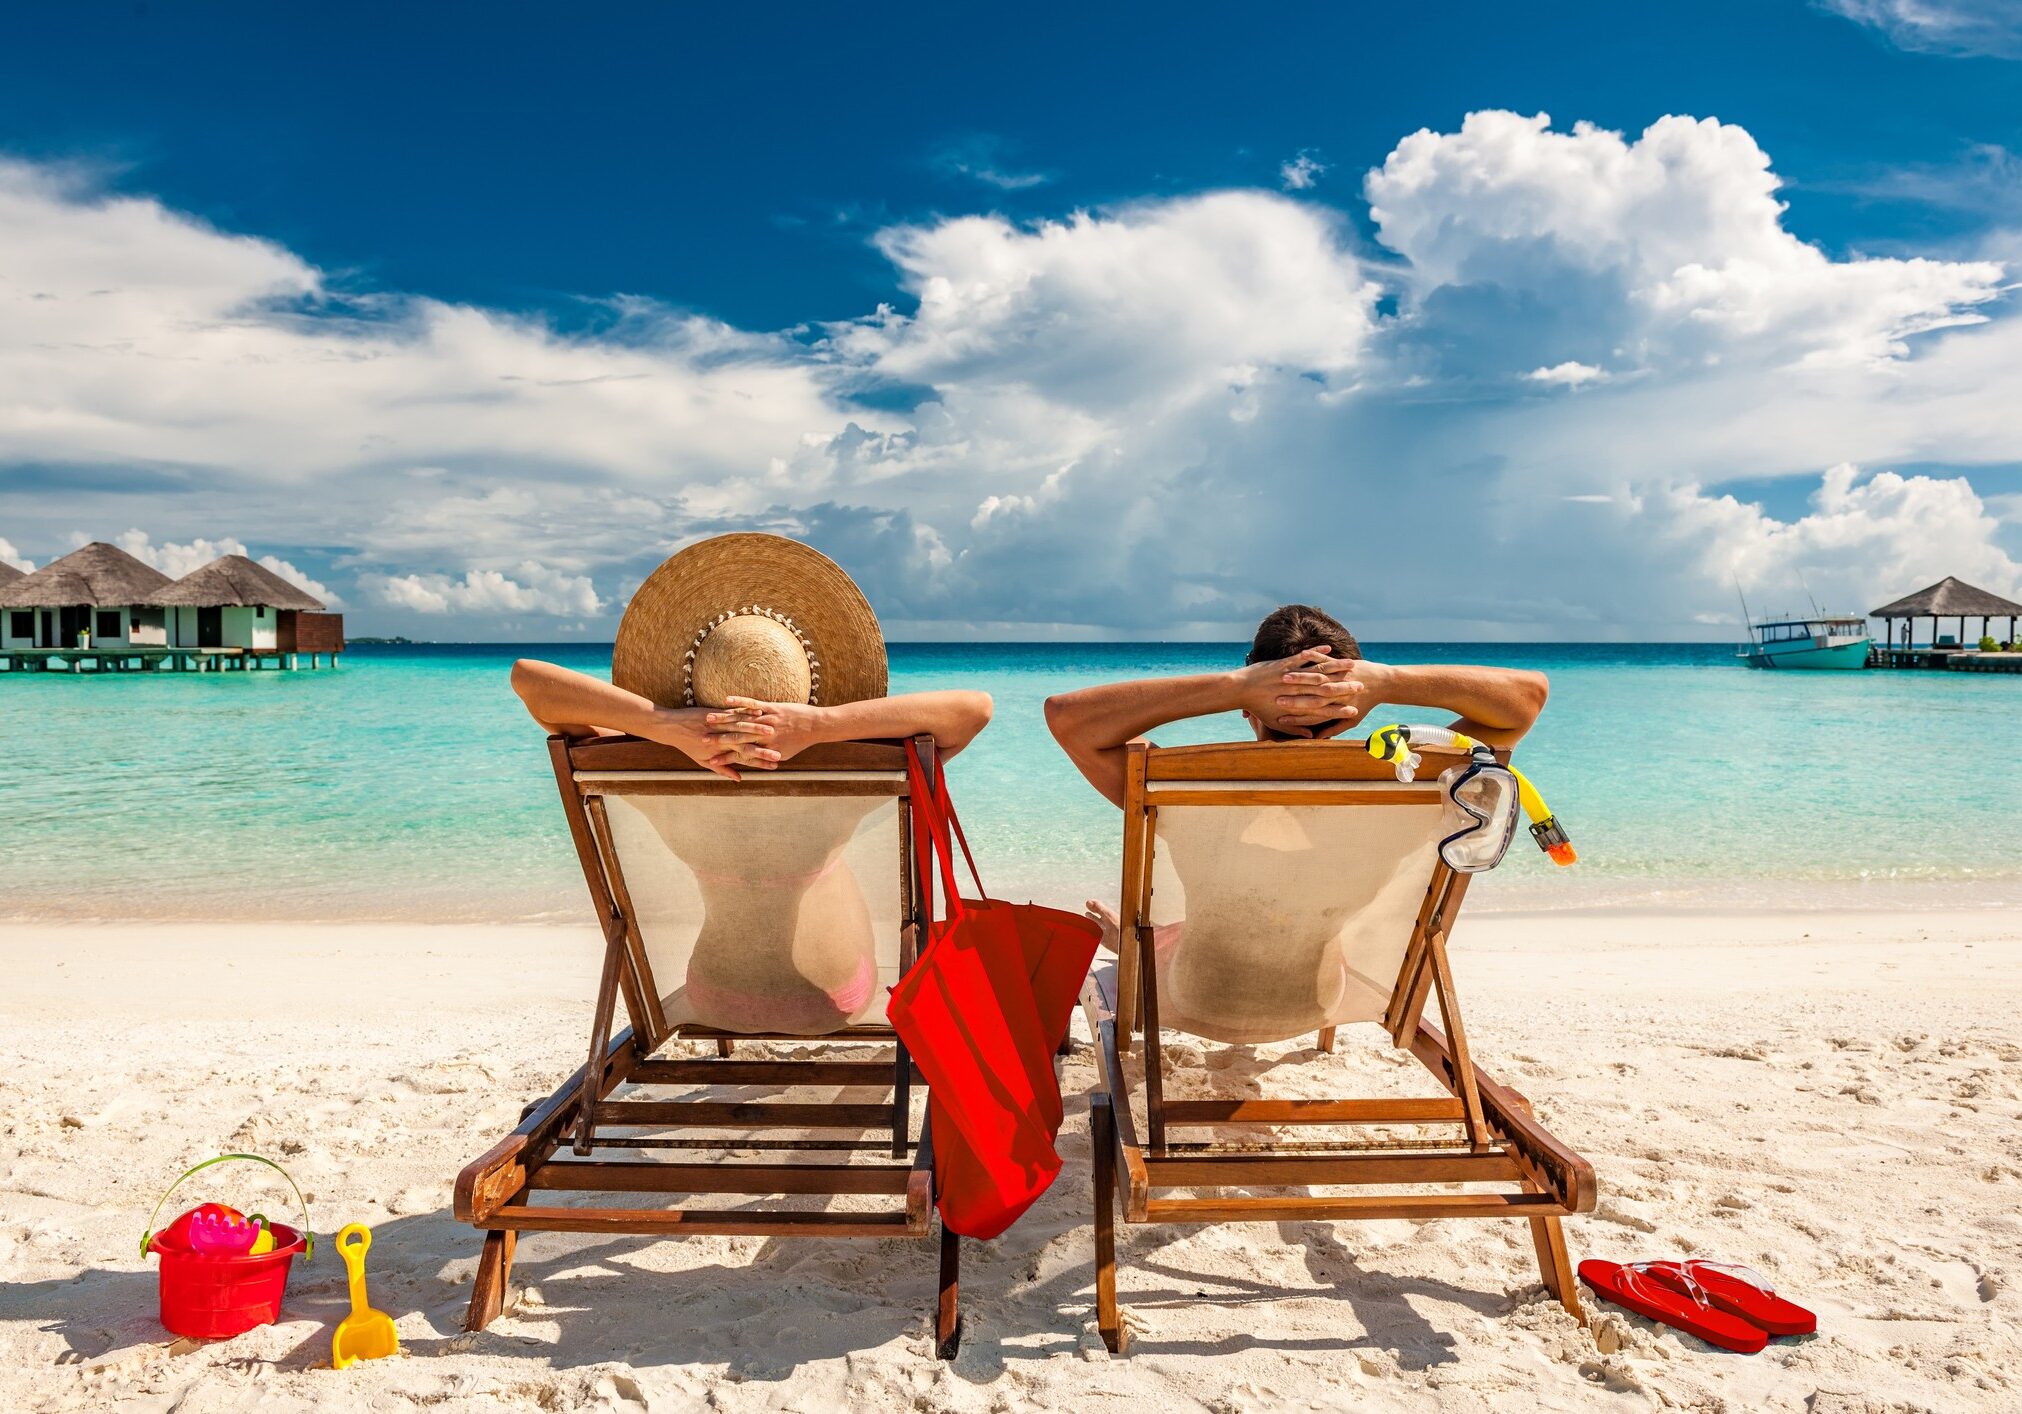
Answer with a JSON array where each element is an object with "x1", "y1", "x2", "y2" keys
[{"x1": 887, "y1": 744, "x2": 1101, "y2": 1238}]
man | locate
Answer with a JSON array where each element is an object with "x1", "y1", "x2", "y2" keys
[{"x1": 1044, "y1": 603, "x2": 1548, "y2": 809}]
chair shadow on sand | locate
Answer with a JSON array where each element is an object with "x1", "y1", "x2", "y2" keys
[
  {"x1": 4, "y1": 1179, "x2": 1517, "y2": 1386},
  {"x1": 8, "y1": 1052, "x2": 1538, "y2": 1387}
]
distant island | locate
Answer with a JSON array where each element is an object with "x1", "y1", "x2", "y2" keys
[{"x1": 347, "y1": 636, "x2": 425, "y2": 646}]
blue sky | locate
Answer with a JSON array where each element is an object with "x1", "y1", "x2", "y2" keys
[{"x1": 2, "y1": 1, "x2": 2020, "y2": 637}]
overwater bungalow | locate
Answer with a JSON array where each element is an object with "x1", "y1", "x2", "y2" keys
[
  {"x1": 0, "y1": 541, "x2": 174, "y2": 653},
  {"x1": 0, "y1": 543, "x2": 344, "y2": 672},
  {"x1": 150, "y1": 553, "x2": 341, "y2": 661}
]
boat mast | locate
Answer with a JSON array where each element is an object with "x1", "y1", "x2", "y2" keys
[{"x1": 1796, "y1": 568, "x2": 1823, "y2": 622}]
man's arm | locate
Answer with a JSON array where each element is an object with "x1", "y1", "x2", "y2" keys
[
  {"x1": 1043, "y1": 649, "x2": 1343, "y2": 808},
  {"x1": 1280, "y1": 659, "x2": 1550, "y2": 749},
  {"x1": 1045, "y1": 651, "x2": 1551, "y2": 808}
]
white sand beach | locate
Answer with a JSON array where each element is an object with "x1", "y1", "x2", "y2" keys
[{"x1": 2, "y1": 907, "x2": 2017, "y2": 1412}]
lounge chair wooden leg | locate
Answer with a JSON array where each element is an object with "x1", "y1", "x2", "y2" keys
[
  {"x1": 464, "y1": 1224, "x2": 517, "y2": 1332},
  {"x1": 891, "y1": 1039, "x2": 912, "y2": 1159},
  {"x1": 716, "y1": 1038, "x2": 735, "y2": 1057},
  {"x1": 1091, "y1": 1094, "x2": 1126, "y2": 1354},
  {"x1": 1530, "y1": 1213, "x2": 1584, "y2": 1325},
  {"x1": 1316, "y1": 1026, "x2": 1336, "y2": 1054},
  {"x1": 935, "y1": 1226, "x2": 963, "y2": 1358}
]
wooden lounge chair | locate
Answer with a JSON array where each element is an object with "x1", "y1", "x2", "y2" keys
[
  {"x1": 455, "y1": 732, "x2": 964, "y2": 1356},
  {"x1": 1081, "y1": 738, "x2": 1596, "y2": 1352}
]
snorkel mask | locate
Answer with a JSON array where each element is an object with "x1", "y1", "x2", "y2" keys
[{"x1": 1368, "y1": 724, "x2": 1577, "y2": 874}]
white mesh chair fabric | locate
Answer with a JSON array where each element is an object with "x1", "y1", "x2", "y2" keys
[
  {"x1": 1146, "y1": 788, "x2": 1445, "y2": 1043},
  {"x1": 598, "y1": 790, "x2": 904, "y2": 1036}
]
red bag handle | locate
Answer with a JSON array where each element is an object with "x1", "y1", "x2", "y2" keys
[
  {"x1": 932, "y1": 754, "x2": 987, "y2": 900},
  {"x1": 905, "y1": 742, "x2": 987, "y2": 922},
  {"x1": 905, "y1": 741, "x2": 962, "y2": 922}
]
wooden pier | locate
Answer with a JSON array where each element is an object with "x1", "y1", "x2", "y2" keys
[
  {"x1": 0, "y1": 647, "x2": 340, "y2": 673},
  {"x1": 1867, "y1": 646, "x2": 2022, "y2": 674}
]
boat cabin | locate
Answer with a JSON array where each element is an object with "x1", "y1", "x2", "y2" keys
[{"x1": 1748, "y1": 616, "x2": 1866, "y2": 646}]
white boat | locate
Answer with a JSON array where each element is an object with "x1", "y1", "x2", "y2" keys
[{"x1": 1736, "y1": 615, "x2": 1873, "y2": 670}]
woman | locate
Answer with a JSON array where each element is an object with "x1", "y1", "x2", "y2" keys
[{"x1": 511, "y1": 533, "x2": 990, "y2": 1034}]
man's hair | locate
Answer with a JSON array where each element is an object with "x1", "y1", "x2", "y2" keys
[
  {"x1": 1246, "y1": 604, "x2": 1361, "y2": 666},
  {"x1": 1245, "y1": 605, "x2": 1361, "y2": 741}
]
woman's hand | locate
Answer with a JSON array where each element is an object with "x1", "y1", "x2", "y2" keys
[
  {"x1": 698, "y1": 697, "x2": 828, "y2": 771},
  {"x1": 635, "y1": 706, "x2": 758, "y2": 781}
]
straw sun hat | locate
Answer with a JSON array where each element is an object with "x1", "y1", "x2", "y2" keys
[{"x1": 612, "y1": 533, "x2": 888, "y2": 709}]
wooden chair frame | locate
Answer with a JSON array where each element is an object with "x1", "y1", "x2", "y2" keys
[
  {"x1": 455, "y1": 732, "x2": 964, "y2": 1357},
  {"x1": 1082, "y1": 739, "x2": 1596, "y2": 1353}
]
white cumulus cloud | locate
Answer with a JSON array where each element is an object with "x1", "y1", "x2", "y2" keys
[
  {"x1": 1366, "y1": 111, "x2": 2004, "y2": 371},
  {"x1": 0, "y1": 537, "x2": 33, "y2": 572},
  {"x1": 1527, "y1": 361, "x2": 1610, "y2": 387},
  {"x1": 367, "y1": 562, "x2": 604, "y2": 617},
  {"x1": 844, "y1": 191, "x2": 1380, "y2": 414},
  {"x1": 109, "y1": 530, "x2": 342, "y2": 607}
]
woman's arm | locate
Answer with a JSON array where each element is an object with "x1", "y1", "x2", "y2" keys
[
  {"x1": 706, "y1": 690, "x2": 995, "y2": 766},
  {"x1": 509, "y1": 659, "x2": 755, "y2": 779},
  {"x1": 1043, "y1": 649, "x2": 1344, "y2": 808}
]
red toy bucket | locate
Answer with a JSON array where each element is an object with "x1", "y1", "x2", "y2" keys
[
  {"x1": 141, "y1": 1154, "x2": 315, "y2": 1340},
  {"x1": 149, "y1": 1222, "x2": 308, "y2": 1338}
]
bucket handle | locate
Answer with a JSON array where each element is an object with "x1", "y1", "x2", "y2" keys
[{"x1": 140, "y1": 1153, "x2": 315, "y2": 1259}]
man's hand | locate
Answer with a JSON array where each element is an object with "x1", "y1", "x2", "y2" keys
[
  {"x1": 1084, "y1": 899, "x2": 1184, "y2": 959},
  {"x1": 1275, "y1": 654, "x2": 1391, "y2": 734},
  {"x1": 1231, "y1": 647, "x2": 1386, "y2": 737}
]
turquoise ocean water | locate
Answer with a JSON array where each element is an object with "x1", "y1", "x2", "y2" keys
[{"x1": 3, "y1": 642, "x2": 2018, "y2": 922}]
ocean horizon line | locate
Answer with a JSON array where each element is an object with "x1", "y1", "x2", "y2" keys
[{"x1": 344, "y1": 637, "x2": 1751, "y2": 649}]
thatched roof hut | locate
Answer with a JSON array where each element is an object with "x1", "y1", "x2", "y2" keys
[
  {"x1": 1871, "y1": 576, "x2": 2022, "y2": 647},
  {"x1": 0, "y1": 541, "x2": 172, "y2": 608},
  {"x1": 151, "y1": 554, "x2": 325, "y2": 611},
  {"x1": 0, "y1": 559, "x2": 23, "y2": 588}
]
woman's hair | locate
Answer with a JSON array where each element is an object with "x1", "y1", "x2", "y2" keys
[{"x1": 1246, "y1": 604, "x2": 1361, "y2": 666}]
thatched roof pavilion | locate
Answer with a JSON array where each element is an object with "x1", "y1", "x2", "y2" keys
[
  {"x1": 150, "y1": 554, "x2": 325, "y2": 611},
  {"x1": 1871, "y1": 576, "x2": 2022, "y2": 649},
  {"x1": 0, "y1": 541, "x2": 172, "y2": 608}
]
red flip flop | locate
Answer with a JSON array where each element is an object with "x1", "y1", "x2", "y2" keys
[
  {"x1": 1576, "y1": 1260, "x2": 1768, "y2": 1353},
  {"x1": 1642, "y1": 1261, "x2": 1816, "y2": 1336}
]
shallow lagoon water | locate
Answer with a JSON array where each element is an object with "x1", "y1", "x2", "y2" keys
[{"x1": 2, "y1": 642, "x2": 2017, "y2": 921}]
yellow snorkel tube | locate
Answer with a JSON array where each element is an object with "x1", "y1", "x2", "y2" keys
[
  {"x1": 1513, "y1": 767, "x2": 1577, "y2": 866},
  {"x1": 1368, "y1": 724, "x2": 1577, "y2": 868}
]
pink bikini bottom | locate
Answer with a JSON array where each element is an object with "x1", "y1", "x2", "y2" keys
[{"x1": 683, "y1": 951, "x2": 878, "y2": 1035}]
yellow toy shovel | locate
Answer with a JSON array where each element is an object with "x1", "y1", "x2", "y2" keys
[{"x1": 330, "y1": 1224, "x2": 399, "y2": 1368}]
